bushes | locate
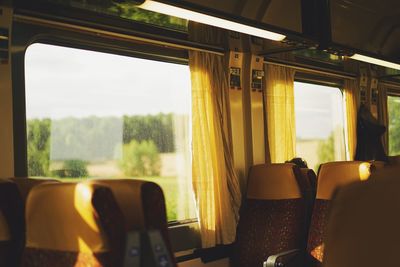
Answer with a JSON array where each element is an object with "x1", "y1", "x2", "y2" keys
[
  {"x1": 119, "y1": 140, "x2": 161, "y2": 176},
  {"x1": 53, "y1": 160, "x2": 89, "y2": 178},
  {"x1": 63, "y1": 160, "x2": 88, "y2": 178}
]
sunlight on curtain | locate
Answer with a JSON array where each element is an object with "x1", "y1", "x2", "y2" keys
[
  {"x1": 189, "y1": 23, "x2": 241, "y2": 248},
  {"x1": 378, "y1": 84, "x2": 388, "y2": 154},
  {"x1": 265, "y1": 64, "x2": 296, "y2": 163},
  {"x1": 343, "y1": 79, "x2": 359, "y2": 160}
]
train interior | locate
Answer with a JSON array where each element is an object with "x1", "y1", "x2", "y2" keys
[{"x1": 0, "y1": 0, "x2": 400, "y2": 266}]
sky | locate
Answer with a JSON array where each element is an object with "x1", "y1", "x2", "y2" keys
[
  {"x1": 294, "y1": 81, "x2": 345, "y2": 139},
  {"x1": 25, "y1": 43, "x2": 344, "y2": 139},
  {"x1": 25, "y1": 43, "x2": 191, "y2": 119}
]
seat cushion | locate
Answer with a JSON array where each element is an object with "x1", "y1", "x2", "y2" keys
[
  {"x1": 306, "y1": 199, "x2": 331, "y2": 266},
  {"x1": 231, "y1": 199, "x2": 306, "y2": 267}
]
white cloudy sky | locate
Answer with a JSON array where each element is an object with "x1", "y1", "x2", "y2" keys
[
  {"x1": 294, "y1": 81, "x2": 345, "y2": 139},
  {"x1": 25, "y1": 43, "x2": 191, "y2": 119},
  {"x1": 25, "y1": 43, "x2": 344, "y2": 139}
]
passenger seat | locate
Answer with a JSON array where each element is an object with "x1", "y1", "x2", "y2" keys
[
  {"x1": 323, "y1": 165, "x2": 400, "y2": 267},
  {"x1": 306, "y1": 161, "x2": 371, "y2": 266},
  {"x1": 22, "y1": 182, "x2": 125, "y2": 267},
  {"x1": 90, "y1": 179, "x2": 176, "y2": 267},
  {"x1": 231, "y1": 163, "x2": 310, "y2": 267}
]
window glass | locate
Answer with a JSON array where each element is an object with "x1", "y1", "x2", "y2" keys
[
  {"x1": 294, "y1": 82, "x2": 346, "y2": 171},
  {"x1": 388, "y1": 95, "x2": 400, "y2": 156},
  {"x1": 25, "y1": 43, "x2": 195, "y2": 222},
  {"x1": 43, "y1": 0, "x2": 188, "y2": 32}
]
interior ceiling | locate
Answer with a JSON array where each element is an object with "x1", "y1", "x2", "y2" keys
[
  {"x1": 168, "y1": 0, "x2": 303, "y2": 34},
  {"x1": 167, "y1": 0, "x2": 400, "y2": 63},
  {"x1": 331, "y1": 0, "x2": 400, "y2": 62}
]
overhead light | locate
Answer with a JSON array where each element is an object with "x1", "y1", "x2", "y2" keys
[
  {"x1": 350, "y1": 54, "x2": 400, "y2": 71},
  {"x1": 139, "y1": 0, "x2": 286, "y2": 41}
]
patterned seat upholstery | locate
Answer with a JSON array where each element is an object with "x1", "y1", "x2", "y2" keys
[
  {"x1": 90, "y1": 179, "x2": 176, "y2": 266},
  {"x1": 231, "y1": 163, "x2": 310, "y2": 267},
  {"x1": 306, "y1": 161, "x2": 371, "y2": 266},
  {"x1": 22, "y1": 182, "x2": 125, "y2": 267}
]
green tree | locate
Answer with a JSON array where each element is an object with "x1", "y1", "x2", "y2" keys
[
  {"x1": 27, "y1": 119, "x2": 51, "y2": 176},
  {"x1": 61, "y1": 160, "x2": 88, "y2": 178},
  {"x1": 119, "y1": 139, "x2": 161, "y2": 176},
  {"x1": 388, "y1": 96, "x2": 400, "y2": 155},
  {"x1": 123, "y1": 113, "x2": 175, "y2": 153}
]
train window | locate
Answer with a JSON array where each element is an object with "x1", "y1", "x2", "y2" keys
[
  {"x1": 294, "y1": 81, "x2": 346, "y2": 170},
  {"x1": 388, "y1": 95, "x2": 400, "y2": 156},
  {"x1": 25, "y1": 43, "x2": 196, "y2": 222},
  {"x1": 43, "y1": 0, "x2": 188, "y2": 32}
]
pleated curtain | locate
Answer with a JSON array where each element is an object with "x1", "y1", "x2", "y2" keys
[
  {"x1": 264, "y1": 64, "x2": 296, "y2": 163},
  {"x1": 343, "y1": 79, "x2": 360, "y2": 160},
  {"x1": 188, "y1": 22, "x2": 241, "y2": 248}
]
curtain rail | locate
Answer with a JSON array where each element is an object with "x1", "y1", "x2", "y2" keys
[
  {"x1": 264, "y1": 57, "x2": 357, "y2": 80},
  {"x1": 382, "y1": 81, "x2": 400, "y2": 90},
  {"x1": 13, "y1": 14, "x2": 225, "y2": 56}
]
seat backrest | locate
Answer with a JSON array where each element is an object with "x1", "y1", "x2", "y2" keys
[
  {"x1": 2, "y1": 178, "x2": 59, "y2": 267},
  {"x1": 307, "y1": 161, "x2": 371, "y2": 265},
  {"x1": 22, "y1": 182, "x2": 125, "y2": 267},
  {"x1": 231, "y1": 163, "x2": 309, "y2": 267},
  {"x1": 0, "y1": 180, "x2": 17, "y2": 267},
  {"x1": 323, "y1": 165, "x2": 400, "y2": 267},
  {"x1": 90, "y1": 179, "x2": 176, "y2": 266}
]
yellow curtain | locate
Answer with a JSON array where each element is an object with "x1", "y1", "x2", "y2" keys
[
  {"x1": 189, "y1": 23, "x2": 241, "y2": 248},
  {"x1": 378, "y1": 84, "x2": 389, "y2": 154},
  {"x1": 343, "y1": 79, "x2": 360, "y2": 160},
  {"x1": 265, "y1": 64, "x2": 296, "y2": 163}
]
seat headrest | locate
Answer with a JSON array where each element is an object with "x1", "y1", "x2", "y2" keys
[
  {"x1": 9, "y1": 177, "x2": 59, "y2": 203},
  {"x1": 316, "y1": 161, "x2": 371, "y2": 200},
  {"x1": 247, "y1": 164, "x2": 302, "y2": 200},
  {"x1": 89, "y1": 179, "x2": 165, "y2": 232},
  {"x1": 26, "y1": 182, "x2": 120, "y2": 253}
]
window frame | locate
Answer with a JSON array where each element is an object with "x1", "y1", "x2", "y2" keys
[
  {"x1": 12, "y1": 14, "x2": 200, "y2": 256},
  {"x1": 387, "y1": 91, "x2": 400, "y2": 156},
  {"x1": 293, "y1": 76, "x2": 348, "y2": 169}
]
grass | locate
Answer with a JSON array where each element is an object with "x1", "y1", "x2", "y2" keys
[{"x1": 38, "y1": 176, "x2": 195, "y2": 222}]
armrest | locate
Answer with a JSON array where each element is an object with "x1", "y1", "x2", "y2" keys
[{"x1": 263, "y1": 249, "x2": 302, "y2": 267}]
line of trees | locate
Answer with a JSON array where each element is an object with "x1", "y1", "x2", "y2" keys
[{"x1": 27, "y1": 113, "x2": 176, "y2": 177}]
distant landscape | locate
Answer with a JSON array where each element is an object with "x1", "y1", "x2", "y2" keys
[{"x1": 27, "y1": 113, "x2": 195, "y2": 221}]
